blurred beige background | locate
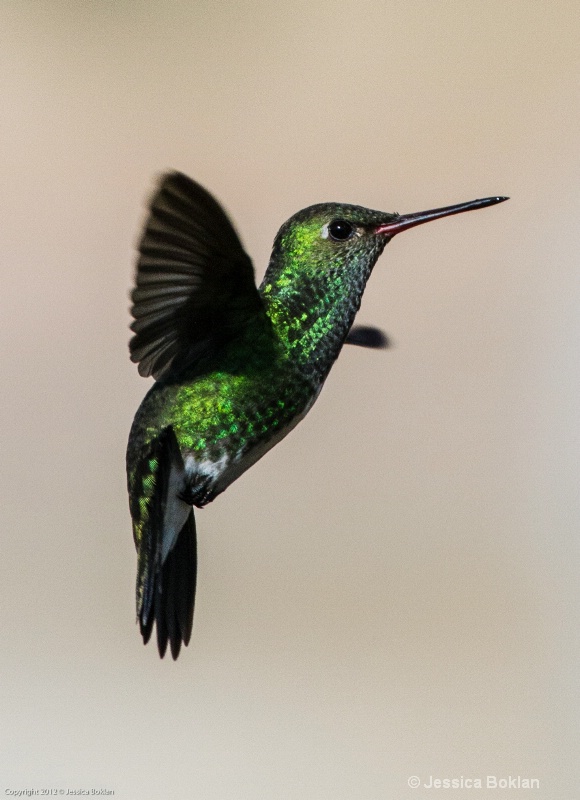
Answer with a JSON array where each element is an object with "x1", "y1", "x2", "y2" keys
[{"x1": 1, "y1": 1, "x2": 579, "y2": 798}]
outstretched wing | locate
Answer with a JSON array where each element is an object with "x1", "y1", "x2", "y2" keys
[
  {"x1": 345, "y1": 324, "x2": 390, "y2": 349},
  {"x1": 130, "y1": 172, "x2": 264, "y2": 380}
]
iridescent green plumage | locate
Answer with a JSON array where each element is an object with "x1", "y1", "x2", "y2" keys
[{"x1": 127, "y1": 171, "x2": 507, "y2": 658}]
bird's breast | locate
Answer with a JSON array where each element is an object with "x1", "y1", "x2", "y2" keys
[{"x1": 178, "y1": 382, "x2": 322, "y2": 506}]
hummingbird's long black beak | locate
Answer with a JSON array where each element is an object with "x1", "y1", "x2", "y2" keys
[{"x1": 375, "y1": 196, "x2": 508, "y2": 237}]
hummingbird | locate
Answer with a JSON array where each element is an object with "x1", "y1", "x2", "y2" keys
[{"x1": 127, "y1": 171, "x2": 507, "y2": 659}]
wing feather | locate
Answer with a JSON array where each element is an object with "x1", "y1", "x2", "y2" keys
[{"x1": 129, "y1": 172, "x2": 264, "y2": 380}]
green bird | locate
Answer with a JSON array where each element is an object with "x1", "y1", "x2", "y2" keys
[{"x1": 127, "y1": 171, "x2": 507, "y2": 659}]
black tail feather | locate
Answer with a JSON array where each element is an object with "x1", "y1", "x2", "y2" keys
[
  {"x1": 175, "y1": 514, "x2": 196, "y2": 647},
  {"x1": 159, "y1": 511, "x2": 197, "y2": 659},
  {"x1": 137, "y1": 426, "x2": 197, "y2": 659},
  {"x1": 139, "y1": 509, "x2": 197, "y2": 659}
]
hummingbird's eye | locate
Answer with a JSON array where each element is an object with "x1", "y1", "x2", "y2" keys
[{"x1": 327, "y1": 219, "x2": 355, "y2": 241}]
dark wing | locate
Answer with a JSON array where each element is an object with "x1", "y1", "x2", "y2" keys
[
  {"x1": 130, "y1": 171, "x2": 264, "y2": 380},
  {"x1": 345, "y1": 325, "x2": 390, "y2": 349}
]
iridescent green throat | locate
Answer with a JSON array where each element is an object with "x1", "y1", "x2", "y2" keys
[{"x1": 259, "y1": 215, "x2": 386, "y2": 382}]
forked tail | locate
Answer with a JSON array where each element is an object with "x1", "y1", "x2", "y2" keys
[{"x1": 132, "y1": 426, "x2": 197, "y2": 659}]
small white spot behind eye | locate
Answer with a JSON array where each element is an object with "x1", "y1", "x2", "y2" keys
[{"x1": 321, "y1": 223, "x2": 330, "y2": 239}]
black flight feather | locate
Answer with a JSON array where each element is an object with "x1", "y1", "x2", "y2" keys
[
  {"x1": 345, "y1": 324, "x2": 390, "y2": 349},
  {"x1": 130, "y1": 171, "x2": 264, "y2": 381}
]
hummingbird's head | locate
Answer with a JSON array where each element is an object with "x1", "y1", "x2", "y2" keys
[
  {"x1": 264, "y1": 195, "x2": 508, "y2": 290},
  {"x1": 261, "y1": 204, "x2": 398, "y2": 366},
  {"x1": 260, "y1": 195, "x2": 507, "y2": 374},
  {"x1": 268, "y1": 203, "x2": 396, "y2": 282}
]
